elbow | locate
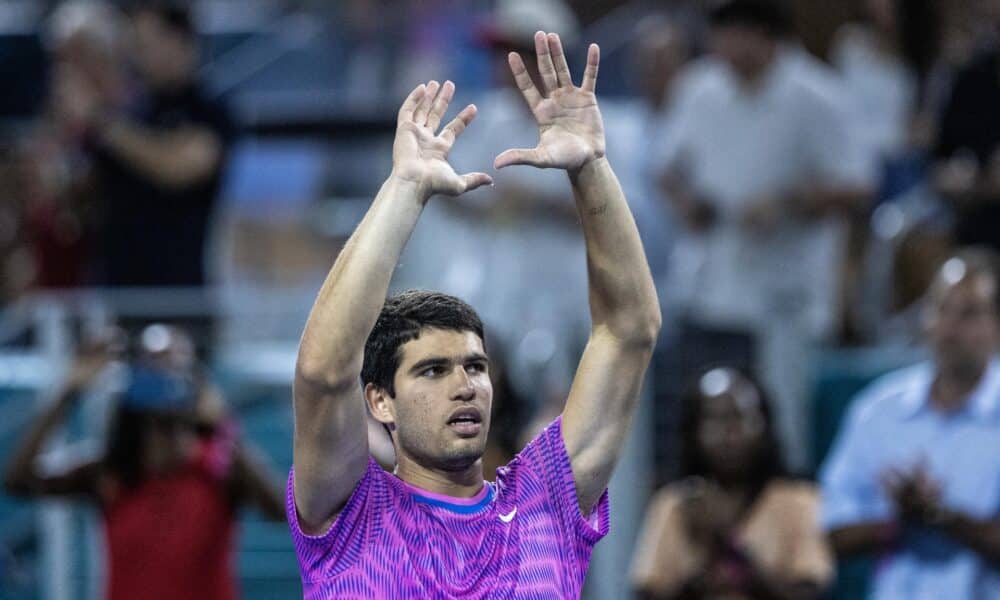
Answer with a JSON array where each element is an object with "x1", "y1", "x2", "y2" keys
[
  {"x1": 295, "y1": 357, "x2": 360, "y2": 395},
  {"x1": 603, "y1": 316, "x2": 661, "y2": 351},
  {"x1": 155, "y1": 162, "x2": 215, "y2": 190},
  {"x1": 620, "y1": 308, "x2": 663, "y2": 349},
  {"x1": 635, "y1": 316, "x2": 663, "y2": 349}
]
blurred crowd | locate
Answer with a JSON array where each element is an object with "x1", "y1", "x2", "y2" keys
[{"x1": 1, "y1": 0, "x2": 999, "y2": 598}]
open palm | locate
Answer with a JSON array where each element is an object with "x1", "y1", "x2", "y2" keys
[
  {"x1": 393, "y1": 80, "x2": 492, "y2": 198},
  {"x1": 495, "y1": 32, "x2": 605, "y2": 173}
]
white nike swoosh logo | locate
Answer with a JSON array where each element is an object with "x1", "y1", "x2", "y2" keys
[{"x1": 499, "y1": 507, "x2": 517, "y2": 523}]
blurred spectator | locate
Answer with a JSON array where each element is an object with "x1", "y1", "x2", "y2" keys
[
  {"x1": 630, "y1": 367, "x2": 833, "y2": 600},
  {"x1": 82, "y1": 2, "x2": 234, "y2": 287},
  {"x1": 830, "y1": 0, "x2": 941, "y2": 193},
  {"x1": 819, "y1": 248, "x2": 1000, "y2": 599},
  {"x1": 933, "y1": 0, "x2": 1000, "y2": 254},
  {"x1": 15, "y1": 0, "x2": 128, "y2": 290},
  {"x1": 604, "y1": 12, "x2": 696, "y2": 290},
  {"x1": 653, "y1": 0, "x2": 874, "y2": 471},
  {"x1": 2, "y1": 325, "x2": 284, "y2": 600}
]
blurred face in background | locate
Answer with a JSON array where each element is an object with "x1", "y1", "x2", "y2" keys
[
  {"x1": 865, "y1": 0, "x2": 898, "y2": 33},
  {"x1": 696, "y1": 369, "x2": 766, "y2": 481},
  {"x1": 144, "y1": 412, "x2": 198, "y2": 470},
  {"x1": 633, "y1": 19, "x2": 691, "y2": 108},
  {"x1": 131, "y1": 10, "x2": 198, "y2": 90},
  {"x1": 493, "y1": 43, "x2": 543, "y2": 95},
  {"x1": 52, "y1": 31, "x2": 121, "y2": 99},
  {"x1": 926, "y1": 261, "x2": 999, "y2": 380},
  {"x1": 710, "y1": 24, "x2": 777, "y2": 82},
  {"x1": 139, "y1": 324, "x2": 197, "y2": 374}
]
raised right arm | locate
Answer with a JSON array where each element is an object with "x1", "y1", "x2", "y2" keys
[{"x1": 292, "y1": 80, "x2": 491, "y2": 534}]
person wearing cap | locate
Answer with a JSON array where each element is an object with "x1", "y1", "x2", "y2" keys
[
  {"x1": 630, "y1": 367, "x2": 832, "y2": 600},
  {"x1": 2, "y1": 327, "x2": 285, "y2": 600},
  {"x1": 819, "y1": 248, "x2": 1000, "y2": 599}
]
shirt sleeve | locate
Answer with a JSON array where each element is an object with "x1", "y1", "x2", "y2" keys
[
  {"x1": 818, "y1": 393, "x2": 893, "y2": 530},
  {"x1": 286, "y1": 457, "x2": 385, "y2": 581},
  {"x1": 516, "y1": 417, "x2": 611, "y2": 547}
]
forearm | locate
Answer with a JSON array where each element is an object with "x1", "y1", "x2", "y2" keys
[
  {"x1": 569, "y1": 157, "x2": 661, "y2": 342},
  {"x1": 96, "y1": 118, "x2": 220, "y2": 189},
  {"x1": 828, "y1": 522, "x2": 898, "y2": 557},
  {"x1": 296, "y1": 175, "x2": 425, "y2": 386},
  {"x1": 3, "y1": 386, "x2": 76, "y2": 494},
  {"x1": 794, "y1": 184, "x2": 871, "y2": 218},
  {"x1": 935, "y1": 512, "x2": 1000, "y2": 566}
]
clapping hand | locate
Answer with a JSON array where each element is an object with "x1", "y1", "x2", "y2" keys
[{"x1": 882, "y1": 461, "x2": 944, "y2": 525}]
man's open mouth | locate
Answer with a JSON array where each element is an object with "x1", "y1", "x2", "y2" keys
[{"x1": 447, "y1": 408, "x2": 483, "y2": 436}]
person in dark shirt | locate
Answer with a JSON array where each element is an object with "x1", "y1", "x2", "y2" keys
[
  {"x1": 934, "y1": 10, "x2": 1000, "y2": 253},
  {"x1": 70, "y1": 2, "x2": 233, "y2": 286}
]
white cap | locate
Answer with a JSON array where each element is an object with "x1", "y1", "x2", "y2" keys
[
  {"x1": 481, "y1": 0, "x2": 580, "y2": 50},
  {"x1": 45, "y1": 0, "x2": 123, "y2": 56}
]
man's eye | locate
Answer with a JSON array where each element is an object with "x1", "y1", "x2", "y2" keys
[
  {"x1": 466, "y1": 362, "x2": 487, "y2": 373},
  {"x1": 422, "y1": 366, "x2": 445, "y2": 377}
]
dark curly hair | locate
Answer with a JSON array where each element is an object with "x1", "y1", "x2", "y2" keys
[
  {"x1": 709, "y1": 0, "x2": 793, "y2": 38},
  {"x1": 678, "y1": 366, "x2": 787, "y2": 492},
  {"x1": 361, "y1": 290, "x2": 485, "y2": 396}
]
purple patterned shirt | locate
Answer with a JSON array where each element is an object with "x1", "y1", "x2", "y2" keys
[{"x1": 286, "y1": 417, "x2": 610, "y2": 599}]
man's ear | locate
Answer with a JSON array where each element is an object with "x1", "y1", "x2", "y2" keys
[{"x1": 364, "y1": 383, "x2": 395, "y2": 430}]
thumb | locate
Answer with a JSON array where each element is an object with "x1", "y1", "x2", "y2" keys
[
  {"x1": 460, "y1": 172, "x2": 493, "y2": 193},
  {"x1": 494, "y1": 147, "x2": 545, "y2": 170}
]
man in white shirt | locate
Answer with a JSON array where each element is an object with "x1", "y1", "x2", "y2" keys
[{"x1": 655, "y1": 0, "x2": 874, "y2": 469}]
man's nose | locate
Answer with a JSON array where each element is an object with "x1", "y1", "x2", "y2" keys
[{"x1": 451, "y1": 367, "x2": 475, "y2": 401}]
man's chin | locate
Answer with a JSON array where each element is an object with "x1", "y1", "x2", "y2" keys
[{"x1": 438, "y1": 440, "x2": 487, "y2": 472}]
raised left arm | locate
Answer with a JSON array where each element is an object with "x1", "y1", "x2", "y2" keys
[{"x1": 497, "y1": 33, "x2": 661, "y2": 514}]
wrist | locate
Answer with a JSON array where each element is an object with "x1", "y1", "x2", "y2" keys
[
  {"x1": 387, "y1": 171, "x2": 432, "y2": 205},
  {"x1": 568, "y1": 155, "x2": 609, "y2": 182}
]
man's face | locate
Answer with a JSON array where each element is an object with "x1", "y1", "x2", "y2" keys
[
  {"x1": 635, "y1": 26, "x2": 689, "y2": 100},
  {"x1": 380, "y1": 328, "x2": 493, "y2": 472},
  {"x1": 131, "y1": 12, "x2": 196, "y2": 89},
  {"x1": 926, "y1": 271, "x2": 999, "y2": 377},
  {"x1": 710, "y1": 25, "x2": 775, "y2": 81}
]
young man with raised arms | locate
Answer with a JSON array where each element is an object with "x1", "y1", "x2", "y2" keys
[{"x1": 288, "y1": 31, "x2": 660, "y2": 598}]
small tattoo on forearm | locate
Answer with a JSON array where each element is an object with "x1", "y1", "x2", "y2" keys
[{"x1": 588, "y1": 203, "x2": 608, "y2": 216}]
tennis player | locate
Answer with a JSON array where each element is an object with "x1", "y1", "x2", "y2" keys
[{"x1": 288, "y1": 31, "x2": 660, "y2": 598}]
